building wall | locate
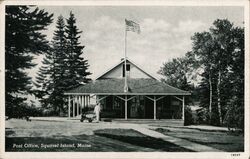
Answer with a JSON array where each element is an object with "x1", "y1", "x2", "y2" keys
[{"x1": 100, "y1": 62, "x2": 152, "y2": 79}]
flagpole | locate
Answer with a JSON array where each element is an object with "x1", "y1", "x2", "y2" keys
[{"x1": 124, "y1": 19, "x2": 128, "y2": 93}]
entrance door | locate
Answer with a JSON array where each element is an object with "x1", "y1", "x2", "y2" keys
[
  {"x1": 129, "y1": 96, "x2": 144, "y2": 118},
  {"x1": 129, "y1": 98, "x2": 137, "y2": 118},
  {"x1": 145, "y1": 98, "x2": 153, "y2": 119},
  {"x1": 130, "y1": 103, "x2": 137, "y2": 118}
]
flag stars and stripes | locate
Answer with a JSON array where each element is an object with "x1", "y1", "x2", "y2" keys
[{"x1": 125, "y1": 19, "x2": 141, "y2": 34}]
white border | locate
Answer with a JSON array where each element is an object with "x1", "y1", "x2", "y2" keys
[{"x1": 0, "y1": 0, "x2": 249, "y2": 159}]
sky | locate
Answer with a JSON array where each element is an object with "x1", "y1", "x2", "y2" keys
[{"x1": 30, "y1": 6, "x2": 244, "y2": 81}]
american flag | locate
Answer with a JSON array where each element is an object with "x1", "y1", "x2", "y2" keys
[{"x1": 125, "y1": 19, "x2": 140, "y2": 34}]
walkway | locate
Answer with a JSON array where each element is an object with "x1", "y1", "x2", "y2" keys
[{"x1": 132, "y1": 126, "x2": 223, "y2": 152}]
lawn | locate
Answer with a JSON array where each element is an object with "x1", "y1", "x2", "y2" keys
[
  {"x1": 5, "y1": 119, "x2": 192, "y2": 152},
  {"x1": 6, "y1": 133, "x2": 155, "y2": 152},
  {"x1": 154, "y1": 127, "x2": 244, "y2": 152},
  {"x1": 94, "y1": 129, "x2": 193, "y2": 152},
  {"x1": 6, "y1": 119, "x2": 243, "y2": 152}
]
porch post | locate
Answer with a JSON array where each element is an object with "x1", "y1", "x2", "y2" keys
[
  {"x1": 80, "y1": 96, "x2": 83, "y2": 114},
  {"x1": 154, "y1": 96, "x2": 156, "y2": 120},
  {"x1": 80, "y1": 96, "x2": 82, "y2": 114},
  {"x1": 77, "y1": 96, "x2": 79, "y2": 116},
  {"x1": 68, "y1": 96, "x2": 71, "y2": 119},
  {"x1": 85, "y1": 96, "x2": 87, "y2": 107},
  {"x1": 89, "y1": 96, "x2": 91, "y2": 106},
  {"x1": 86, "y1": 96, "x2": 88, "y2": 107},
  {"x1": 182, "y1": 96, "x2": 185, "y2": 120},
  {"x1": 84, "y1": 96, "x2": 86, "y2": 108},
  {"x1": 73, "y1": 96, "x2": 75, "y2": 117},
  {"x1": 125, "y1": 95, "x2": 127, "y2": 120},
  {"x1": 87, "y1": 96, "x2": 89, "y2": 106}
]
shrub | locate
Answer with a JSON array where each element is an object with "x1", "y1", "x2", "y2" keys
[{"x1": 184, "y1": 106, "x2": 194, "y2": 126}]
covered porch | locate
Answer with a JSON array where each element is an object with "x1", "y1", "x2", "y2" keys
[
  {"x1": 64, "y1": 78, "x2": 191, "y2": 123},
  {"x1": 66, "y1": 93, "x2": 186, "y2": 121}
]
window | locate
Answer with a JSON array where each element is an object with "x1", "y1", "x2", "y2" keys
[{"x1": 122, "y1": 64, "x2": 130, "y2": 77}]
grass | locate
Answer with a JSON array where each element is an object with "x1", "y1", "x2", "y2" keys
[
  {"x1": 5, "y1": 119, "x2": 192, "y2": 152},
  {"x1": 6, "y1": 119, "x2": 243, "y2": 152},
  {"x1": 94, "y1": 129, "x2": 193, "y2": 152},
  {"x1": 6, "y1": 129, "x2": 192, "y2": 152},
  {"x1": 6, "y1": 134, "x2": 156, "y2": 152},
  {"x1": 154, "y1": 127, "x2": 244, "y2": 152}
]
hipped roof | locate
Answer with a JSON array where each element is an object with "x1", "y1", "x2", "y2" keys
[{"x1": 65, "y1": 78, "x2": 191, "y2": 95}]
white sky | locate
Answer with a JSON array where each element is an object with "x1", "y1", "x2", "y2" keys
[{"x1": 30, "y1": 6, "x2": 244, "y2": 81}]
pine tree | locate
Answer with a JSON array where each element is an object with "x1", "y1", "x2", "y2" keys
[
  {"x1": 65, "y1": 11, "x2": 91, "y2": 90},
  {"x1": 5, "y1": 6, "x2": 53, "y2": 117},
  {"x1": 35, "y1": 13, "x2": 91, "y2": 116},
  {"x1": 35, "y1": 15, "x2": 67, "y2": 115}
]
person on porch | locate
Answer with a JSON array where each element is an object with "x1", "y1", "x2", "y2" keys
[{"x1": 94, "y1": 101, "x2": 101, "y2": 122}]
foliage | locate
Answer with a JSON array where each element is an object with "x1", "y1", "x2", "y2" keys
[
  {"x1": 159, "y1": 19, "x2": 244, "y2": 130},
  {"x1": 158, "y1": 54, "x2": 194, "y2": 91},
  {"x1": 34, "y1": 12, "x2": 91, "y2": 115},
  {"x1": 34, "y1": 15, "x2": 68, "y2": 115},
  {"x1": 64, "y1": 12, "x2": 91, "y2": 90},
  {"x1": 158, "y1": 54, "x2": 195, "y2": 105},
  {"x1": 5, "y1": 6, "x2": 53, "y2": 117},
  {"x1": 184, "y1": 106, "x2": 194, "y2": 126},
  {"x1": 6, "y1": 101, "x2": 43, "y2": 119},
  {"x1": 191, "y1": 19, "x2": 244, "y2": 128}
]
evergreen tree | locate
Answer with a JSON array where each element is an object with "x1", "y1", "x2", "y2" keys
[
  {"x1": 65, "y1": 11, "x2": 91, "y2": 90},
  {"x1": 35, "y1": 12, "x2": 91, "y2": 116},
  {"x1": 35, "y1": 15, "x2": 68, "y2": 115},
  {"x1": 5, "y1": 6, "x2": 53, "y2": 117}
]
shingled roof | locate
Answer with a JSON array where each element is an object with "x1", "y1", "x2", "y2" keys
[{"x1": 65, "y1": 78, "x2": 190, "y2": 95}]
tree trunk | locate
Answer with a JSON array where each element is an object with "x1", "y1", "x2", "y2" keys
[
  {"x1": 209, "y1": 73, "x2": 212, "y2": 124},
  {"x1": 217, "y1": 69, "x2": 222, "y2": 125}
]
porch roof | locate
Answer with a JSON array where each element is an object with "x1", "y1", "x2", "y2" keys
[{"x1": 64, "y1": 78, "x2": 191, "y2": 95}]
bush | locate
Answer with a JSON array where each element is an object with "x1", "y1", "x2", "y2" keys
[
  {"x1": 6, "y1": 102, "x2": 43, "y2": 119},
  {"x1": 224, "y1": 99, "x2": 244, "y2": 132},
  {"x1": 184, "y1": 106, "x2": 194, "y2": 126}
]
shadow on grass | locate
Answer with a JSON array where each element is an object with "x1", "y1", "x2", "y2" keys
[
  {"x1": 5, "y1": 130, "x2": 15, "y2": 136},
  {"x1": 94, "y1": 129, "x2": 194, "y2": 152},
  {"x1": 154, "y1": 128, "x2": 244, "y2": 152}
]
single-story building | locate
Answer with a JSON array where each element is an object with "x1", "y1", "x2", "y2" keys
[{"x1": 64, "y1": 58, "x2": 190, "y2": 125}]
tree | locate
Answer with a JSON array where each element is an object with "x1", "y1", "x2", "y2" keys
[
  {"x1": 5, "y1": 6, "x2": 53, "y2": 117},
  {"x1": 35, "y1": 15, "x2": 67, "y2": 115},
  {"x1": 191, "y1": 31, "x2": 217, "y2": 124},
  {"x1": 224, "y1": 26, "x2": 244, "y2": 130},
  {"x1": 191, "y1": 19, "x2": 244, "y2": 127},
  {"x1": 210, "y1": 19, "x2": 235, "y2": 125},
  {"x1": 159, "y1": 56, "x2": 192, "y2": 91},
  {"x1": 158, "y1": 54, "x2": 195, "y2": 105},
  {"x1": 64, "y1": 11, "x2": 91, "y2": 90},
  {"x1": 35, "y1": 12, "x2": 91, "y2": 116},
  {"x1": 160, "y1": 19, "x2": 244, "y2": 128}
]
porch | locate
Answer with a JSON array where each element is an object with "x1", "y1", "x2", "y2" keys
[
  {"x1": 64, "y1": 78, "x2": 191, "y2": 123},
  {"x1": 66, "y1": 94, "x2": 186, "y2": 121}
]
